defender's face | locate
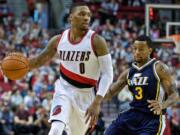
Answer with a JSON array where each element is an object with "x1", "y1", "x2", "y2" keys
[
  {"x1": 70, "y1": 6, "x2": 91, "y2": 30},
  {"x1": 132, "y1": 41, "x2": 152, "y2": 63}
]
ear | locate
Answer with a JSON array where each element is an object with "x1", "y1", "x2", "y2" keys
[
  {"x1": 149, "y1": 48, "x2": 153, "y2": 55},
  {"x1": 69, "y1": 14, "x2": 72, "y2": 23}
]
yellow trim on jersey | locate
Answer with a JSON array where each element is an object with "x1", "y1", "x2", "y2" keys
[
  {"x1": 156, "y1": 114, "x2": 162, "y2": 135},
  {"x1": 155, "y1": 81, "x2": 160, "y2": 100},
  {"x1": 154, "y1": 61, "x2": 163, "y2": 135},
  {"x1": 153, "y1": 61, "x2": 161, "y2": 101},
  {"x1": 153, "y1": 61, "x2": 160, "y2": 81}
]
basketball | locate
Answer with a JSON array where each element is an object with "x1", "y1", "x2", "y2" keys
[{"x1": 1, "y1": 52, "x2": 29, "y2": 80}]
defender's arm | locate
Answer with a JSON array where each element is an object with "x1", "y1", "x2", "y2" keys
[{"x1": 104, "y1": 69, "x2": 129, "y2": 101}]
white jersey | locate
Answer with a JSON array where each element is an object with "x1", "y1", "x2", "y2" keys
[
  {"x1": 56, "y1": 29, "x2": 100, "y2": 88},
  {"x1": 49, "y1": 29, "x2": 100, "y2": 135}
]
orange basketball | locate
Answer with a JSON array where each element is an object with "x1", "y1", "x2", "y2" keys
[{"x1": 1, "y1": 52, "x2": 29, "y2": 80}]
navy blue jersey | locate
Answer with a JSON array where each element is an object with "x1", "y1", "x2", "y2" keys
[
  {"x1": 127, "y1": 58, "x2": 162, "y2": 114},
  {"x1": 104, "y1": 58, "x2": 166, "y2": 135}
]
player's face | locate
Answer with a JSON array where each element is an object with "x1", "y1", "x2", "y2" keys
[
  {"x1": 132, "y1": 41, "x2": 152, "y2": 63},
  {"x1": 70, "y1": 6, "x2": 91, "y2": 30}
]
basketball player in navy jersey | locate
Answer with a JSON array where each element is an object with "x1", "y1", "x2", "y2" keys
[
  {"x1": 104, "y1": 35, "x2": 179, "y2": 135},
  {"x1": 28, "y1": 3, "x2": 113, "y2": 135}
]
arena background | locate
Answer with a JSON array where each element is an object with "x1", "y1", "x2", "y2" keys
[{"x1": 0, "y1": 0, "x2": 180, "y2": 135}]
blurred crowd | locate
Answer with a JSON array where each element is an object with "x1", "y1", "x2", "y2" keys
[{"x1": 0, "y1": 0, "x2": 180, "y2": 135}]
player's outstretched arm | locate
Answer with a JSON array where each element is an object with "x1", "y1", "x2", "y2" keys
[
  {"x1": 148, "y1": 62, "x2": 179, "y2": 115},
  {"x1": 29, "y1": 35, "x2": 60, "y2": 70},
  {"x1": 104, "y1": 69, "x2": 129, "y2": 101}
]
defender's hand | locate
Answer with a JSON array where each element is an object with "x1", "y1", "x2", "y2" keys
[
  {"x1": 85, "y1": 101, "x2": 100, "y2": 129},
  {"x1": 147, "y1": 100, "x2": 163, "y2": 115}
]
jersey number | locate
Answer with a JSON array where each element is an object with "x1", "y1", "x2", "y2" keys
[
  {"x1": 79, "y1": 63, "x2": 85, "y2": 74},
  {"x1": 135, "y1": 87, "x2": 143, "y2": 100}
]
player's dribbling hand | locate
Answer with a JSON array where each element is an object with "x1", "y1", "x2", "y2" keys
[
  {"x1": 85, "y1": 100, "x2": 100, "y2": 129},
  {"x1": 147, "y1": 100, "x2": 163, "y2": 115}
]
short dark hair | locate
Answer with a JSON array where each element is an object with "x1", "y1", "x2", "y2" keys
[
  {"x1": 69, "y1": 2, "x2": 87, "y2": 14},
  {"x1": 134, "y1": 35, "x2": 152, "y2": 48}
]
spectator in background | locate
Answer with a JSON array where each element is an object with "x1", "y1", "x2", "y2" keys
[
  {"x1": 108, "y1": 0, "x2": 119, "y2": 15},
  {"x1": 33, "y1": 3, "x2": 48, "y2": 29},
  {"x1": 34, "y1": 106, "x2": 50, "y2": 135},
  {"x1": 170, "y1": 107, "x2": 180, "y2": 135},
  {"x1": 0, "y1": 101, "x2": 14, "y2": 135},
  {"x1": 128, "y1": 0, "x2": 145, "y2": 6},
  {"x1": 10, "y1": 89, "x2": 23, "y2": 107},
  {"x1": 100, "y1": 0, "x2": 110, "y2": 11},
  {"x1": 101, "y1": 19, "x2": 114, "y2": 41},
  {"x1": 26, "y1": 0, "x2": 36, "y2": 17},
  {"x1": 24, "y1": 90, "x2": 35, "y2": 109},
  {"x1": 32, "y1": 73, "x2": 46, "y2": 96},
  {"x1": 14, "y1": 103, "x2": 36, "y2": 135},
  {"x1": 150, "y1": 25, "x2": 160, "y2": 40}
]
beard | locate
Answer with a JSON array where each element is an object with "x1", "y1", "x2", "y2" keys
[
  {"x1": 80, "y1": 26, "x2": 88, "y2": 31},
  {"x1": 134, "y1": 57, "x2": 143, "y2": 63}
]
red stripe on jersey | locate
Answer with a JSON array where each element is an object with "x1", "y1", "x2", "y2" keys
[
  {"x1": 60, "y1": 64, "x2": 97, "y2": 86},
  {"x1": 55, "y1": 32, "x2": 64, "y2": 50}
]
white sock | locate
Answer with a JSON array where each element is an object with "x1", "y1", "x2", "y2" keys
[{"x1": 48, "y1": 121, "x2": 65, "y2": 135}]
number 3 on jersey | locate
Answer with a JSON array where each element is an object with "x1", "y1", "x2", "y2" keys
[
  {"x1": 79, "y1": 63, "x2": 85, "y2": 74},
  {"x1": 135, "y1": 87, "x2": 143, "y2": 100}
]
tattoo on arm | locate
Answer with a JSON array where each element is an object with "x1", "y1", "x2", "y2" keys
[
  {"x1": 159, "y1": 63, "x2": 170, "y2": 75},
  {"x1": 157, "y1": 62, "x2": 179, "y2": 109},
  {"x1": 170, "y1": 81, "x2": 178, "y2": 93},
  {"x1": 109, "y1": 69, "x2": 128, "y2": 97},
  {"x1": 29, "y1": 35, "x2": 59, "y2": 69},
  {"x1": 158, "y1": 63, "x2": 178, "y2": 93}
]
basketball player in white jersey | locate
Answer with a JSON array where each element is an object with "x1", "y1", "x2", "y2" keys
[{"x1": 29, "y1": 3, "x2": 113, "y2": 135}]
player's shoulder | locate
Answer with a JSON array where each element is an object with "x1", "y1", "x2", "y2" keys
[
  {"x1": 155, "y1": 61, "x2": 169, "y2": 72},
  {"x1": 50, "y1": 34, "x2": 62, "y2": 42},
  {"x1": 50, "y1": 28, "x2": 68, "y2": 42},
  {"x1": 47, "y1": 34, "x2": 62, "y2": 48},
  {"x1": 93, "y1": 33, "x2": 105, "y2": 43},
  {"x1": 50, "y1": 29, "x2": 70, "y2": 43},
  {"x1": 92, "y1": 33, "x2": 109, "y2": 56},
  {"x1": 155, "y1": 60, "x2": 170, "y2": 78}
]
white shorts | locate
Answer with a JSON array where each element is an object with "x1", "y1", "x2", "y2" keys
[{"x1": 49, "y1": 77, "x2": 95, "y2": 135}]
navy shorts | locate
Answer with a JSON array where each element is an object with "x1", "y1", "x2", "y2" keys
[{"x1": 104, "y1": 109, "x2": 166, "y2": 135}]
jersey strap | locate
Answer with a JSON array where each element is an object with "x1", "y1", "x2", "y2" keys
[{"x1": 60, "y1": 64, "x2": 97, "y2": 88}]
